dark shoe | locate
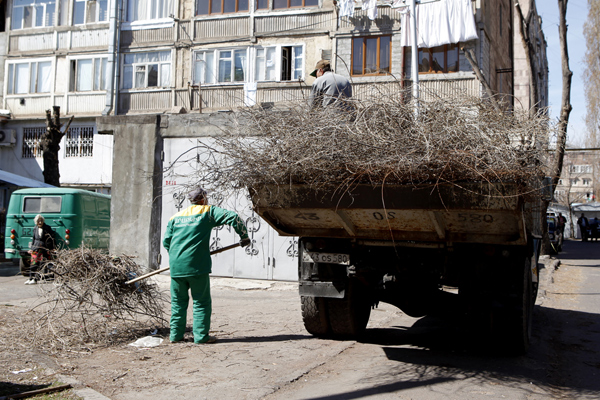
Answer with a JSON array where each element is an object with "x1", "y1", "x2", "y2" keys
[{"x1": 196, "y1": 335, "x2": 217, "y2": 344}]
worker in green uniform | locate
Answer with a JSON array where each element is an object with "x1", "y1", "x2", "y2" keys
[{"x1": 163, "y1": 188, "x2": 250, "y2": 344}]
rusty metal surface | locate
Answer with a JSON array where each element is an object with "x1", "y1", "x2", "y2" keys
[{"x1": 251, "y1": 183, "x2": 534, "y2": 245}]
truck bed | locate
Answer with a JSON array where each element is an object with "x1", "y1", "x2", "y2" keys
[{"x1": 251, "y1": 183, "x2": 541, "y2": 246}]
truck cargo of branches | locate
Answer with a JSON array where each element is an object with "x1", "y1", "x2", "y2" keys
[{"x1": 251, "y1": 180, "x2": 549, "y2": 353}]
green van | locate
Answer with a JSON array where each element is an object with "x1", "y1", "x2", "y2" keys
[{"x1": 4, "y1": 188, "x2": 111, "y2": 275}]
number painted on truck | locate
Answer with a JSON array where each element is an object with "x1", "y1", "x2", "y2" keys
[
  {"x1": 294, "y1": 212, "x2": 320, "y2": 220},
  {"x1": 373, "y1": 211, "x2": 396, "y2": 220},
  {"x1": 458, "y1": 213, "x2": 494, "y2": 223}
]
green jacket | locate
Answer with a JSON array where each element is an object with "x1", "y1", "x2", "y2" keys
[{"x1": 163, "y1": 205, "x2": 249, "y2": 277}]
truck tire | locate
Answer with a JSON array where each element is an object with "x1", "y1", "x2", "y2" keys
[
  {"x1": 326, "y1": 282, "x2": 371, "y2": 338},
  {"x1": 19, "y1": 258, "x2": 30, "y2": 277},
  {"x1": 301, "y1": 296, "x2": 330, "y2": 337},
  {"x1": 493, "y1": 255, "x2": 534, "y2": 354}
]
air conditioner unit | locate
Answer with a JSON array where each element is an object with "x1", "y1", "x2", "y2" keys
[{"x1": 0, "y1": 129, "x2": 17, "y2": 147}]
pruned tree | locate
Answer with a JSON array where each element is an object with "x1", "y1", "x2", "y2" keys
[
  {"x1": 583, "y1": 0, "x2": 600, "y2": 147},
  {"x1": 550, "y1": 0, "x2": 572, "y2": 194},
  {"x1": 42, "y1": 106, "x2": 73, "y2": 187}
]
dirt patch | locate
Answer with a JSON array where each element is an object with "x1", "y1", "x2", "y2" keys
[
  {"x1": 0, "y1": 280, "x2": 378, "y2": 400},
  {"x1": 0, "y1": 305, "x2": 80, "y2": 399}
]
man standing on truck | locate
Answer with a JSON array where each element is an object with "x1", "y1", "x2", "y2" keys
[
  {"x1": 308, "y1": 60, "x2": 353, "y2": 111},
  {"x1": 163, "y1": 188, "x2": 250, "y2": 344}
]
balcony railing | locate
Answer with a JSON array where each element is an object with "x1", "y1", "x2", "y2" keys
[
  {"x1": 4, "y1": 76, "x2": 479, "y2": 118},
  {"x1": 114, "y1": 77, "x2": 477, "y2": 114}
]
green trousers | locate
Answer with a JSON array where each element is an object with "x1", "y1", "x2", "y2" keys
[{"x1": 170, "y1": 274, "x2": 212, "y2": 343}]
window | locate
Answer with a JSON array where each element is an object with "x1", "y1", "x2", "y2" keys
[
  {"x1": 126, "y1": 0, "x2": 171, "y2": 22},
  {"x1": 196, "y1": 0, "x2": 248, "y2": 15},
  {"x1": 73, "y1": 0, "x2": 108, "y2": 24},
  {"x1": 256, "y1": 0, "x2": 268, "y2": 9},
  {"x1": 570, "y1": 178, "x2": 578, "y2": 186},
  {"x1": 583, "y1": 179, "x2": 592, "y2": 186},
  {"x1": 23, "y1": 196, "x2": 62, "y2": 213},
  {"x1": 218, "y1": 49, "x2": 247, "y2": 82},
  {"x1": 12, "y1": 0, "x2": 55, "y2": 29},
  {"x1": 22, "y1": 127, "x2": 44, "y2": 158},
  {"x1": 415, "y1": 43, "x2": 460, "y2": 74},
  {"x1": 272, "y1": 0, "x2": 318, "y2": 9},
  {"x1": 352, "y1": 36, "x2": 391, "y2": 76},
  {"x1": 570, "y1": 165, "x2": 593, "y2": 174},
  {"x1": 65, "y1": 126, "x2": 94, "y2": 157},
  {"x1": 7, "y1": 61, "x2": 52, "y2": 94},
  {"x1": 122, "y1": 51, "x2": 171, "y2": 89},
  {"x1": 193, "y1": 45, "x2": 303, "y2": 84},
  {"x1": 70, "y1": 57, "x2": 108, "y2": 92},
  {"x1": 194, "y1": 48, "x2": 247, "y2": 83}
]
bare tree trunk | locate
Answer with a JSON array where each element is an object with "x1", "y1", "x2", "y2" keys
[
  {"x1": 41, "y1": 106, "x2": 73, "y2": 187},
  {"x1": 540, "y1": 0, "x2": 573, "y2": 253},
  {"x1": 552, "y1": 0, "x2": 572, "y2": 191},
  {"x1": 515, "y1": 0, "x2": 539, "y2": 113},
  {"x1": 462, "y1": 47, "x2": 502, "y2": 112}
]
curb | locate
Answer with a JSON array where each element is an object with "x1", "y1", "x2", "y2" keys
[
  {"x1": 537, "y1": 255, "x2": 560, "y2": 305},
  {"x1": 57, "y1": 375, "x2": 112, "y2": 400}
]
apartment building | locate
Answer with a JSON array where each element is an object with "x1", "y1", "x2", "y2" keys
[
  {"x1": 0, "y1": 0, "x2": 548, "y2": 277},
  {"x1": 554, "y1": 150, "x2": 600, "y2": 206}
]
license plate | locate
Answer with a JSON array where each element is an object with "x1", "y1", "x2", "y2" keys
[{"x1": 302, "y1": 252, "x2": 350, "y2": 265}]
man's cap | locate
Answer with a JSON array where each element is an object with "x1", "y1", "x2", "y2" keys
[
  {"x1": 187, "y1": 188, "x2": 208, "y2": 203},
  {"x1": 310, "y1": 60, "x2": 331, "y2": 77}
]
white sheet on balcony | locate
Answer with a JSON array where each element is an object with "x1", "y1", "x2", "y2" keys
[
  {"x1": 396, "y1": 0, "x2": 478, "y2": 48},
  {"x1": 338, "y1": 0, "x2": 355, "y2": 19}
]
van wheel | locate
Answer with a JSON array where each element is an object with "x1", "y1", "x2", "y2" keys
[
  {"x1": 301, "y1": 296, "x2": 330, "y2": 337},
  {"x1": 19, "y1": 258, "x2": 30, "y2": 277}
]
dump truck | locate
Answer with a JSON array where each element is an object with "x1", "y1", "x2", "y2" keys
[{"x1": 251, "y1": 181, "x2": 548, "y2": 353}]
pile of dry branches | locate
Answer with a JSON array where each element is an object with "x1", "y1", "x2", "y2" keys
[
  {"x1": 25, "y1": 248, "x2": 168, "y2": 353},
  {"x1": 191, "y1": 89, "x2": 552, "y2": 199}
]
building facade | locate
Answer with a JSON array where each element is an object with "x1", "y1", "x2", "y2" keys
[{"x1": 1, "y1": 0, "x2": 548, "y2": 277}]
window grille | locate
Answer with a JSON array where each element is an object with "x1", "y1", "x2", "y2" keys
[
  {"x1": 22, "y1": 127, "x2": 45, "y2": 158},
  {"x1": 65, "y1": 126, "x2": 94, "y2": 157}
]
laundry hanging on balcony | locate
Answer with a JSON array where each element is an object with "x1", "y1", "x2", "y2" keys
[
  {"x1": 395, "y1": 0, "x2": 478, "y2": 48},
  {"x1": 362, "y1": 0, "x2": 378, "y2": 20},
  {"x1": 338, "y1": 0, "x2": 355, "y2": 19}
]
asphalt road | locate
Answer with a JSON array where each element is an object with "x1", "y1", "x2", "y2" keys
[{"x1": 1, "y1": 242, "x2": 599, "y2": 400}]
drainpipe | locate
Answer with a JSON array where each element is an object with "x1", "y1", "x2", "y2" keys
[
  {"x1": 103, "y1": 0, "x2": 121, "y2": 116},
  {"x1": 410, "y1": 0, "x2": 419, "y2": 112}
]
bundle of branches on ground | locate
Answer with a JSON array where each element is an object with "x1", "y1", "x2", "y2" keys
[
  {"x1": 192, "y1": 88, "x2": 552, "y2": 200},
  {"x1": 25, "y1": 247, "x2": 168, "y2": 353}
]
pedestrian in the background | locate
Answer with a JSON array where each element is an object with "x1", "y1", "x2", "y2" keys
[
  {"x1": 557, "y1": 213, "x2": 566, "y2": 235},
  {"x1": 163, "y1": 188, "x2": 250, "y2": 344},
  {"x1": 26, "y1": 214, "x2": 55, "y2": 284},
  {"x1": 577, "y1": 213, "x2": 590, "y2": 242}
]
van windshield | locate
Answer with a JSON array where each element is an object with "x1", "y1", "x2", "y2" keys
[{"x1": 23, "y1": 196, "x2": 62, "y2": 213}]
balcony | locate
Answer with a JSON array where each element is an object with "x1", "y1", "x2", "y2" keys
[{"x1": 116, "y1": 76, "x2": 480, "y2": 115}]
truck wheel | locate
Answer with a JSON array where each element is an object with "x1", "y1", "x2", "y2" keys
[
  {"x1": 493, "y1": 256, "x2": 534, "y2": 354},
  {"x1": 301, "y1": 296, "x2": 330, "y2": 337},
  {"x1": 19, "y1": 258, "x2": 30, "y2": 277},
  {"x1": 326, "y1": 282, "x2": 371, "y2": 338}
]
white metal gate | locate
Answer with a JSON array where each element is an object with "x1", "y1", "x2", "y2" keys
[{"x1": 160, "y1": 138, "x2": 298, "y2": 281}]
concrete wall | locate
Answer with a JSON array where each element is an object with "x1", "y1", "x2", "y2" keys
[
  {"x1": 96, "y1": 112, "x2": 237, "y2": 269},
  {"x1": 97, "y1": 115, "x2": 165, "y2": 270}
]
